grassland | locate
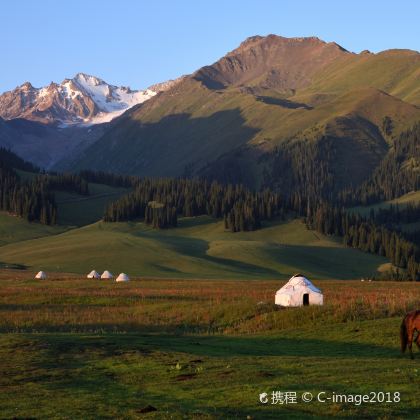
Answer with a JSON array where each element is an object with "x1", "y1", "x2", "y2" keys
[
  {"x1": 0, "y1": 216, "x2": 388, "y2": 280},
  {"x1": 0, "y1": 272, "x2": 418, "y2": 419}
]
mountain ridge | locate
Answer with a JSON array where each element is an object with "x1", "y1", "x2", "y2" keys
[
  {"x1": 193, "y1": 34, "x2": 352, "y2": 91},
  {"x1": 0, "y1": 73, "x2": 183, "y2": 125}
]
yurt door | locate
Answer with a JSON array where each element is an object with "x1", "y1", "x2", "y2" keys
[{"x1": 303, "y1": 293, "x2": 309, "y2": 306}]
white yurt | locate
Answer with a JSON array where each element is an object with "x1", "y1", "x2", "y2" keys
[
  {"x1": 101, "y1": 270, "x2": 113, "y2": 279},
  {"x1": 116, "y1": 273, "x2": 130, "y2": 282},
  {"x1": 275, "y1": 274, "x2": 323, "y2": 307},
  {"x1": 87, "y1": 270, "x2": 100, "y2": 279},
  {"x1": 35, "y1": 271, "x2": 47, "y2": 280}
]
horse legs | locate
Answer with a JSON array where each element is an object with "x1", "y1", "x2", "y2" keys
[{"x1": 408, "y1": 331, "x2": 414, "y2": 359}]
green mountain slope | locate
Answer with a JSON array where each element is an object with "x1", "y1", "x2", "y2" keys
[
  {"x1": 305, "y1": 49, "x2": 420, "y2": 105},
  {"x1": 62, "y1": 35, "x2": 420, "y2": 192}
]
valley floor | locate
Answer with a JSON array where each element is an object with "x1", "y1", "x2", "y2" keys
[{"x1": 0, "y1": 274, "x2": 419, "y2": 419}]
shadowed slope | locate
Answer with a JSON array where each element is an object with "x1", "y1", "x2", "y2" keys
[{"x1": 67, "y1": 108, "x2": 260, "y2": 176}]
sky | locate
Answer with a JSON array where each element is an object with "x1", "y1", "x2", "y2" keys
[{"x1": 1, "y1": 0, "x2": 419, "y2": 92}]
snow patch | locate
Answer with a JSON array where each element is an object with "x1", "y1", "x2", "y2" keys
[{"x1": 73, "y1": 73, "x2": 157, "y2": 115}]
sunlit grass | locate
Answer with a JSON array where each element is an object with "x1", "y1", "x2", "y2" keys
[{"x1": 0, "y1": 273, "x2": 418, "y2": 334}]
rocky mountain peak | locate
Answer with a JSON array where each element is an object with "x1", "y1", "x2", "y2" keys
[
  {"x1": 20, "y1": 81, "x2": 34, "y2": 90},
  {"x1": 193, "y1": 34, "x2": 350, "y2": 91},
  {"x1": 0, "y1": 73, "x2": 182, "y2": 126},
  {"x1": 74, "y1": 73, "x2": 105, "y2": 87}
]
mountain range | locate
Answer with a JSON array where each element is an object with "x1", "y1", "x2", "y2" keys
[
  {"x1": 0, "y1": 74, "x2": 182, "y2": 167},
  {"x1": 0, "y1": 73, "x2": 182, "y2": 125},
  {"x1": 1, "y1": 34, "x2": 419, "y2": 192}
]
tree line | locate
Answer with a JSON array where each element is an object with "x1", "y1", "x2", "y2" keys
[
  {"x1": 79, "y1": 170, "x2": 138, "y2": 188},
  {"x1": 36, "y1": 173, "x2": 89, "y2": 195},
  {"x1": 103, "y1": 178, "x2": 285, "y2": 231}
]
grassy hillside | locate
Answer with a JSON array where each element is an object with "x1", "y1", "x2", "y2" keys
[
  {"x1": 0, "y1": 216, "x2": 387, "y2": 279},
  {"x1": 0, "y1": 212, "x2": 67, "y2": 247},
  {"x1": 306, "y1": 49, "x2": 420, "y2": 106},
  {"x1": 0, "y1": 275, "x2": 418, "y2": 418}
]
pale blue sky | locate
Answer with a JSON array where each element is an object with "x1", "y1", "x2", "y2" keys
[{"x1": 1, "y1": 0, "x2": 419, "y2": 92}]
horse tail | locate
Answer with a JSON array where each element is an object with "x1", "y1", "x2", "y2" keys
[{"x1": 400, "y1": 318, "x2": 408, "y2": 353}]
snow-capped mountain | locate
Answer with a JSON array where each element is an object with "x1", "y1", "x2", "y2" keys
[{"x1": 0, "y1": 73, "x2": 181, "y2": 125}]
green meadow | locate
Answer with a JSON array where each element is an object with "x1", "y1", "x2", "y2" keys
[{"x1": 0, "y1": 275, "x2": 419, "y2": 419}]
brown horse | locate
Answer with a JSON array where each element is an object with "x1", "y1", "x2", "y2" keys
[{"x1": 400, "y1": 310, "x2": 420, "y2": 359}]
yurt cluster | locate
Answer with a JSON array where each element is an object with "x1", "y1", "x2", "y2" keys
[
  {"x1": 34, "y1": 270, "x2": 130, "y2": 282},
  {"x1": 34, "y1": 271, "x2": 323, "y2": 306}
]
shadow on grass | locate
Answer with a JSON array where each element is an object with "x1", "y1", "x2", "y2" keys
[
  {"x1": 125, "y1": 222, "x2": 383, "y2": 279},
  {"x1": 256, "y1": 95, "x2": 313, "y2": 110},
  {"x1": 176, "y1": 216, "x2": 218, "y2": 229},
  {"x1": 138, "y1": 233, "x2": 281, "y2": 277},
  {"x1": 33, "y1": 332, "x2": 399, "y2": 360},
  {"x1": 0, "y1": 294, "x2": 208, "y2": 311},
  {"x1": 0, "y1": 262, "x2": 27, "y2": 270}
]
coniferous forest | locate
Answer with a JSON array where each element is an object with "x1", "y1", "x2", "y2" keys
[{"x1": 103, "y1": 178, "x2": 284, "y2": 231}]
